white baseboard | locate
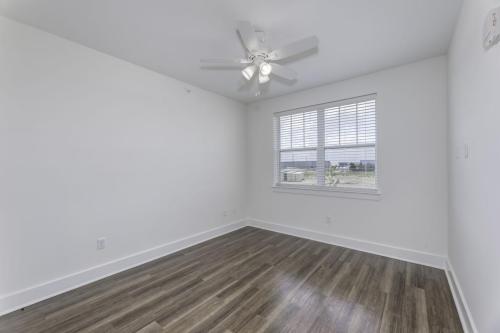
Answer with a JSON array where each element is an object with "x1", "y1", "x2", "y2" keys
[
  {"x1": 0, "y1": 220, "x2": 246, "y2": 316},
  {"x1": 246, "y1": 218, "x2": 446, "y2": 269},
  {"x1": 1, "y1": 217, "x2": 468, "y2": 332},
  {"x1": 445, "y1": 260, "x2": 478, "y2": 333}
]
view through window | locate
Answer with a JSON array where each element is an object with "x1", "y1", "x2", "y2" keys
[{"x1": 275, "y1": 95, "x2": 377, "y2": 191}]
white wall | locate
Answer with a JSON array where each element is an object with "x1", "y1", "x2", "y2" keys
[
  {"x1": 448, "y1": 0, "x2": 500, "y2": 332},
  {"x1": 0, "y1": 16, "x2": 246, "y2": 304},
  {"x1": 1, "y1": 10, "x2": 477, "y2": 326},
  {"x1": 246, "y1": 56, "x2": 448, "y2": 259}
]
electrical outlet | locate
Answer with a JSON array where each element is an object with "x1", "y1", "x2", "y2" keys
[
  {"x1": 97, "y1": 237, "x2": 106, "y2": 250},
  {"x1": 223, "y1": 211, "x2": 228, "y2": 217},
  {"x1": 326, "y1": 216, "x2": 332, "y2": 225}
]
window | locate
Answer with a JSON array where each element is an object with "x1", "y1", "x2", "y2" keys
[{"x1": 274, "y1": 95, "x2": 377, "y2": 192}]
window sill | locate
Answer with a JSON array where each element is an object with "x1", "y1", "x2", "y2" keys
[{"x1": 272, "y1": 184, "x2": 381, "y2": 201}]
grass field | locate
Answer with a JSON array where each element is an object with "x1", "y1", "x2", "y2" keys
[{"x1": 282, "y1": 169, "x2": 376, "y2": 188}]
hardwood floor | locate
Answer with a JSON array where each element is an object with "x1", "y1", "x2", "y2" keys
[{"x1": 0, "y1": 227, "x2": 463, "y2": 333}]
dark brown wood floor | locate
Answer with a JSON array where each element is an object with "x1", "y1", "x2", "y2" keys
[{"x1": 0, "y1": 227, "x2": 463, "y2": 333}]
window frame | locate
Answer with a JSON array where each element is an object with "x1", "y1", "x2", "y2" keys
[{"x1": 273, "y1": 94, "x2": 380, "y2": 197}]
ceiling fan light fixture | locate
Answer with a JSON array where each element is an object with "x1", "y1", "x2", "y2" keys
[
  {"x1": 242, "y1": 64, "x2": 257, "y2": 80},
  {"x1": 201, "y1": 21, "x2": 319, "y2": 95},
  {"x1": 259, "y1": 73, "x2": 270, "y2": 84},
  {"x1": 259, "y1": 62, "x2": 272, "y2": 76}
]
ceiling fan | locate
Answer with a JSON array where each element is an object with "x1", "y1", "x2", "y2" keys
[{"x1": 201, "y1": 21, "x2": 319, "y2": 92}]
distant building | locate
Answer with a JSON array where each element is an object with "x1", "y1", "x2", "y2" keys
[{"x1": 280, "y1": 161, "x2": 331, "y2": 170}]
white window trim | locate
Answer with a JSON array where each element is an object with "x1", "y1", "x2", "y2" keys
[
  {"x1": 272, "y1": 184, "x2": 381, "y2": 200},
  {"x1": 273, "y1": 93, "x2": 380, "y2": 197}
]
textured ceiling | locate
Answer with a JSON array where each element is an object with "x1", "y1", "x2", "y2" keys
[{"x1": 0, "y1": 0, "x2": 462, "y2": 103}]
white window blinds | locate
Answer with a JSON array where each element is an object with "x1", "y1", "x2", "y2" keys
[{"x1": 274, "y1": 95, "x2": 377, "y2": 191}]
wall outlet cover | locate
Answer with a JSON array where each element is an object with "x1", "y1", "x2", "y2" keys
[{"x1": 97, "y1": 238, "x2": 106, "y2": 250}]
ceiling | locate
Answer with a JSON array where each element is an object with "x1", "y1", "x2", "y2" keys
[{"x1": 0, "y1": 0, "x2": 462, "y2": 103}]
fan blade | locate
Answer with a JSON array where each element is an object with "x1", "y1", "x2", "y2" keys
[
  {"x1": 270, "y1": 63, "x2": 297, "y2": 80},
  {"x1": 236, "y1": 21, "x2": 260, "y2": 52},
  {"x1": 268, "y1": 36, "x2": 318, "y2": 61},
  {"x1": 201, "y1": 58, "x2": 251, "y2": 65}
]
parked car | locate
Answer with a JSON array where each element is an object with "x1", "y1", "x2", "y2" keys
[{"x1": 337, "y1": 162, "x2": 350, "y2": 172}]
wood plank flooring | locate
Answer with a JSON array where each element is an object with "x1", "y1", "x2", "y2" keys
[{"x1": 0, "y1": 227, "x2": 463, "y2": 333}]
